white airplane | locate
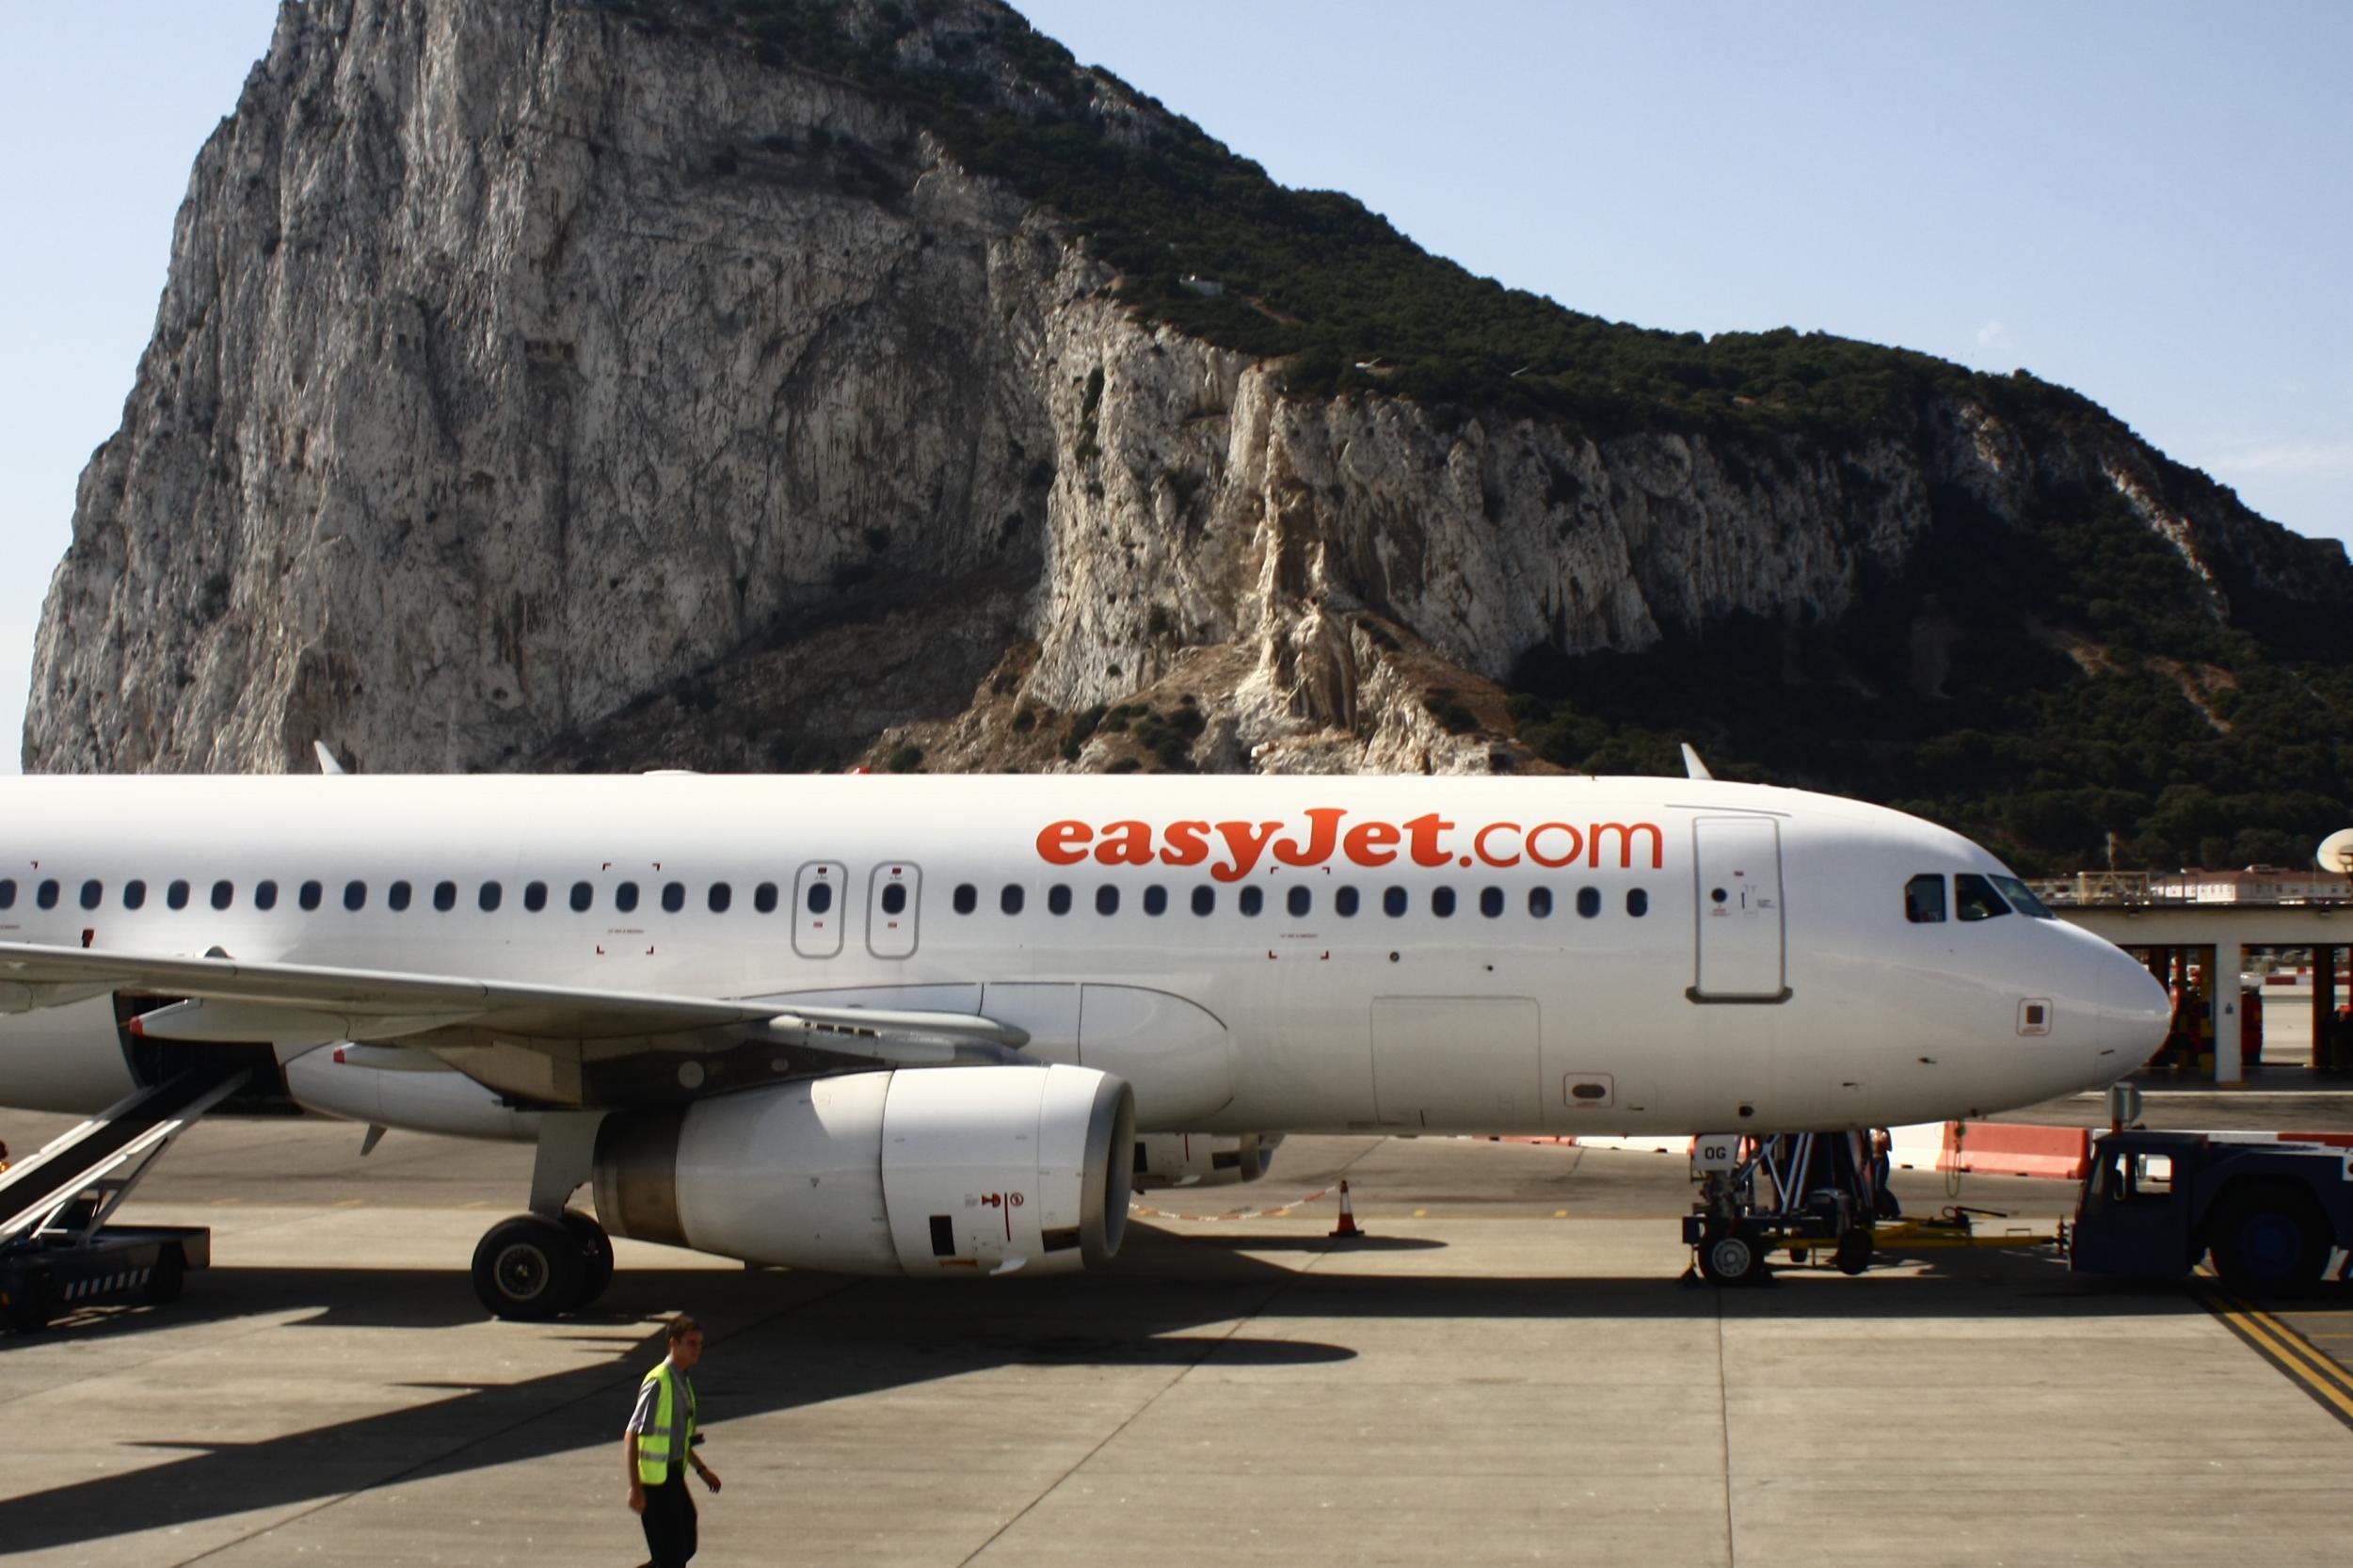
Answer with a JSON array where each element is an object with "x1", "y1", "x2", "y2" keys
[{"x1": 0, "y1": 772, "x2": 2168, "y2": 1313}]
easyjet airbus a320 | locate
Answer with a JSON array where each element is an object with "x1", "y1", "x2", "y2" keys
[{"x1": 0, "y1": 771, "x2": 2169, "y2": 1314}]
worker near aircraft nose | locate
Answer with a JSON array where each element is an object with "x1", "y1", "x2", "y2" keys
[{"x1": 625, "y1": 1314, "x2": 721, "y2": 1567}]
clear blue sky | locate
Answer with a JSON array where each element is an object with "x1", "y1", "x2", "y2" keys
[{"x1": 4, "y1": 1, "x2": 2347, "y2": 772}]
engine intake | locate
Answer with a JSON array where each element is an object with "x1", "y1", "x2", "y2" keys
[{"x1": 594, "y1": 1064, "x2": 1134, "y2": 1276}]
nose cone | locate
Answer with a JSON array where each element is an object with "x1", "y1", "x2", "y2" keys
[{"x1": 2098, "y1": 952, "x2": 2172, "y2": 1074}]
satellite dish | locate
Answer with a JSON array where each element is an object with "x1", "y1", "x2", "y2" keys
[{"x1": 2318, "y1": 829, "x2": 2353, "y2": 874}]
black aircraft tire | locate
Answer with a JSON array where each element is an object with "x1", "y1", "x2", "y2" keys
[
  {"x1": 1833, "y1": 1226, "x2": 1874, "y2": 1276},
  {"x1": 560, "y1": 1210, "x2": 616, "y2": 1310},
  {"x1": 2209, "y1": 1191, "x2": 2329, "y2": 1289},
  {"x1": 472, "y1": 1214, "x2": 584, "y2": 1320},
  {"x1": 1698, "y1": 1230, "x2": 1764, "y2": 1287}
]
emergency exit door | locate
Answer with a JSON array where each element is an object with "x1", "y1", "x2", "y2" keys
[{"x1": 1690, "y1": 817, "x2": 1788, "y2": 1002}]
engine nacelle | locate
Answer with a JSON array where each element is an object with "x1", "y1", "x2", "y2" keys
[
  {"x1": 1132, "y1": 1132, "x2": 1283, "y2": 1191},
  {"x1": 593, "y1": 1064, "x2": 1134, "y2": 1277}
]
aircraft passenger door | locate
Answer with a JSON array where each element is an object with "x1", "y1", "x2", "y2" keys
[
  {"x1": 1690, "y1": 817, "x2": 1788, "y2": 1002},
  {"x1": 868, "y1": 863, "x2": 920, "y2": 960},
  {"x1": 792, "y1": 861, "x2": 846, "y2": 960}
]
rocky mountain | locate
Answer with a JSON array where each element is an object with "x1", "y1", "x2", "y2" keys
[{"x1": 25, "y1": 0, "x2": 2352, "y2": 872}]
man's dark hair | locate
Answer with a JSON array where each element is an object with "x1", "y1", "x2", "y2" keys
[{"x1": 665, "y1": 1314, "x2": 701, "y2": 1343}]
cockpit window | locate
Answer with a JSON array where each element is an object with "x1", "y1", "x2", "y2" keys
[
  {"x1": 1904, "y1": 873, "x2": 1947, "y2": 924},
  {"x1": 1954, "y1": 872, "x2": 2011, "y2": 921},
  {"x1": 1988, "y1": 873, "x2": 2055, "y2": 919}
]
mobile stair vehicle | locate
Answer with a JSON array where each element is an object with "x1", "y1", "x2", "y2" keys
[{"x1": 0, "y1": 1064, "x2": 243, "y2": 1333}]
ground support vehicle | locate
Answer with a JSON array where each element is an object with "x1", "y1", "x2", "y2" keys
[
  {"x1": 1681, "y1": 1131, "x2": 1881, "y2": 1285},
  {"x1": 2072, "y1": 1129, "x2": 2353, "y2": 1287}
]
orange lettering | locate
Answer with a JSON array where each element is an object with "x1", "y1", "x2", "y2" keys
[
  {"x1": 1160, "y1": 821, "x2": 1211, "y2": 868},
  {"x1": 1094, "y1": 821, "x2": 1155, "y2": 866},
  {"x1": 1589, "y1": 822, "x2": 1664, "y2": 870},
  {"x1": 1273, "y1": 808, "x2": 1346, "y2": 868},
  {"x1": 1402, "y1": 812, "x2": 1454, "y2": 869},
  {"x1": 1342, "y1": 820, "x2": 1401, "y2": 867},
  {"x1": 1212, "y1": 820, "x2": 1283, "y2": 883},
  {"x1": 1039, "y1": 821, "x2": 1093, "y2": 865},
  {"x1": 1526, "y1": 823, "x2": 1583, "y2": 868},
  {"x1": 1473, "y1": 822, "x2": 1523, "y2": 868}
]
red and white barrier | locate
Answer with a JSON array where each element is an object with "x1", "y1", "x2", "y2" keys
[{"x1": 1940, "y1": 1122, "x2": 2091, "y2": 1181}]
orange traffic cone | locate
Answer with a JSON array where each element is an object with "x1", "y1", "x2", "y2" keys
[{"x1": 1328, "y1": 1178, "x2": 1366, "y2": 1240}]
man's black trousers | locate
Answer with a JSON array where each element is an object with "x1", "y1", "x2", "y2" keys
[{"x1": 641, "y1": 1466, "x2": 697, "y2": 1567}]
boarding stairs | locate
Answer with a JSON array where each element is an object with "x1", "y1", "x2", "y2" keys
[{"x1": 0, "y1": 1064, "x2": 250, "y2": 1249}]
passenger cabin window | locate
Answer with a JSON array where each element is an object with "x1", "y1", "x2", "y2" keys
[
  {"x1": 1431, "y1": 888, "x2": 1455, "y2": 918},
  {"x1": 299, "y1": 880, "x2": 323, "y2": 912},
  {"x1": 952, "y1": 884, "x2": 977, "y2": 915},
  {"x1": 387, "y1": 881, "x2": 410, "y2": 912},
  {"x1": 255, "y1": 880, "x2": 279, "y2": 912},
  {"x1": 1954, "y1": 873, "x2": 2010, "y2": 922},
  {"x1": 526, "y1": 881, "x2": 549, "y2": 913},
  {"x1": 122, "y1": 880, "x2": 146, "y2": 911},
  {"x1": 706, "y1": 883, "x2": 728, "y2": 914},
  {"x1": 80, "y1": 879, "x2": 103, "y2": 911},
  {"x1": 1288, "y1": 886, "x2": 1310, "y2": 919},
  {"x1": 755, "y1": 883, "x2": 779, "y2": 915},
  {"x1": 1048, "y1": 885, "x2": 1072, "y2": 916},
  {"x1": 1000, "y1": 885, "x2": 1024, "y2": 916},
  {"x1": 36, "y1": 879, "x2": 58, "y2": 910},
  {"x1": 1384, "y1": 887, "x2": 1407, "y2": 918},
  {"x1": 0, "y1": 879, "x2": 14, "y2": 909},
  {"x1": 1094, "y1": 886, "x2": 1117, "y2": 916},
  {"x1": 1577, "y1": 888, "x2": 1601, "y2": 919},
  {"x1": 570, "y1": 881, "x2": 594, "y2": 912},
  {"x1": 1905, "y1": 873, "x2": 1947, "y2": 924},
  {"x1": 1626, "y1": 888, "x2": 1650, "y2": 918},
  {"x1": 479, "y1": 882, "x2": 503, "y2": 913},
  {"x1": 1239, "y1": 887, "x2": 1263, "y2": 917},
  {"x1": 433, "y1": 880, "x2": 458, "y2": 913},
  {"x1": 345, "y1": 881, "x2": 368, "y2": 912},
  {"x1": 1480, "y1": 888, "x2": 1504, "y2": 919},
  {"x1": 885, "y1": 884, "x2": 910, "y2": 916},
  {"x1": 1336, "y1": 887, "x2": 1360, "y2": 918},
  {"x1": 1192, "y1": 887, "x2": 1215, "y2": 916},
  {"x1": 168, "y1": 879, "x2": 191, "y2": 911},
  {"x1": 805, "y1": 883, "x2": 831, "y2": 916},
  {"x1": 212, "y1": 880, "x2": 234, "y2": 911},
  {"x1": 661, "y1": 882, "x2": 684, "y2": 914},
  {"x1": 1144, "y1": 885, "x2": 1167, "y2": 916},
  {"x1": 616, "y1": 882, "x2": 640, "y2": 914},
  {"x1": 1529, "y1": 888, "x2": 1553, "y2": 918}
]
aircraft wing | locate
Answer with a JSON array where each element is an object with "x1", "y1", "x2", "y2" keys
[{"x1": 0, "y1": 940, "x2": 1029, "y2": 1068}]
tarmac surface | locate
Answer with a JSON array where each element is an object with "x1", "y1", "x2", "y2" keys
[{"x1": 3, "y1": 1105, "x2": 2351, "y2": 1566}]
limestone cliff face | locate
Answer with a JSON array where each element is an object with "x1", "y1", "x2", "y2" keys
[{"x1": 24, "y1": 0, "x2": 2349, "y2": 778}]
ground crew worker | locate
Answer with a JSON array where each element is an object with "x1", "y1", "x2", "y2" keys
[{"x1": 625, "y1": 1314, "x2": 721, "y2": 1567}]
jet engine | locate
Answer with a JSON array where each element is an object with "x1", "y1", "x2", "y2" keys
[
  {"x1": 593, "y1": 1064, "x2": 1134, "y2": 1277},
  {"x1": 1132, "y1": 1132, "x2": 1284, "y2": 1191}
]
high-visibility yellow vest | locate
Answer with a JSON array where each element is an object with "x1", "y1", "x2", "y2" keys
[{"x1": 634, "y1": 1362, "x2": 696, "y2": 1485}]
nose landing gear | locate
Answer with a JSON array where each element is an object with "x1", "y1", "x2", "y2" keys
[{"x1": 1683, "y1": 1131, "x2": 1885, "y2": 1287}]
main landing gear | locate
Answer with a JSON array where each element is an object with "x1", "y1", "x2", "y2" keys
[
  {"x1": 470, "y1": 1111, "x2": 615, "y2": 1320},
  {"x1": 471, "y1": 1208, "x2": 614, "y2": 1320},
  {"x1": 1683, "y1": 1131, "x2": 1883, "y2": 1288}
]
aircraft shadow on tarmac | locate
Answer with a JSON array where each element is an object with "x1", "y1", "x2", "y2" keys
[{"x1": 0, "y1": 1228, "x2": 2237, "y2": 1555}]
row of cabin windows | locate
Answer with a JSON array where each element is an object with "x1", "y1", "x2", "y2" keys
[
  {"x1": 950, "y1": 882, "x2": 1650, "y2": 920},
  {"x1": 0, "y1": 876, "x2": 803, "y2": 917}
]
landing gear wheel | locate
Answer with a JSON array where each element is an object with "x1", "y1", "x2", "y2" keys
[
  {"x1": 144, "y1": 1246, "x2": 186, "y2": 1305},
  {"x1": 2209, "y1": 1192, "x2": 2328, "y2": 1289},
  {"x1": 559, "y1": 1210, "x2": 615, "y2": 1311},
  {"x1": 1698, "y1": 1228, "x2": 1767, "y2": 1287},
  {"x1": 1833, "y1": 1226, "x2": 1874, "y2": 1276},
  {"x1": 5, "y1": 1268, "x2": 56, "y2": 1335},
  {"x1": 472, "y1": 1214, "x2": 584, "y2": 1320}
]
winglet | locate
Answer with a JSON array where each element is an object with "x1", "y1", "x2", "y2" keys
[
  {"x1": 314, "y1": 742, "x2": 347, "y2": 776},
  {"x1": 1679, "y1": 744, "x2": 1714, "y2": 782}
]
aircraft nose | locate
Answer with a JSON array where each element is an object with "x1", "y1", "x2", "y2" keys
[{"x1": 2097, "y1": 950, "x2": 2171, "y2": 1070}]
